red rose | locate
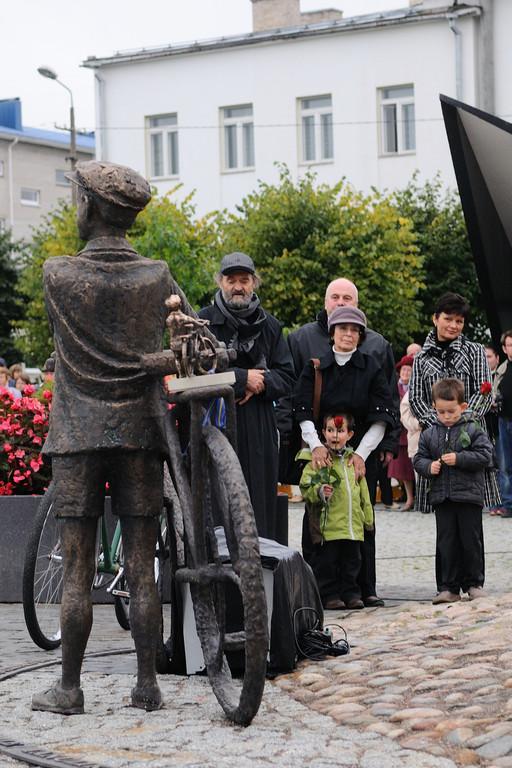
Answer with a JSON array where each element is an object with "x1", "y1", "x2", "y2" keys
[
  {"x1": 333, "y1": 416, "x2": 344, "y2": 430},
  {"x1": 480, "y1": 381, "x2": 492, "y2": 395}
]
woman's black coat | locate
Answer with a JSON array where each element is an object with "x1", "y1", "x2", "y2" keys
[{"x1": 293, "y1": 348, "x2": 397, "y2": 451}]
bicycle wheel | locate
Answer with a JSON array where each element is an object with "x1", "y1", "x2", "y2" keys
[
  {"x1": 181, "y1": 424, "x2": 268, "y2": 726},
  {"x1": 22, "y1": 485, "x2": 62, "y2": 650}
]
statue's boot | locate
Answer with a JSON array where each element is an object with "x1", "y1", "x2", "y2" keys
[
  {"x1": 131, "y1": 683, "x2": 163, "y2": 712},
  {"x1": 31, "y1": 682, "x2": 84, "y2": 715}
]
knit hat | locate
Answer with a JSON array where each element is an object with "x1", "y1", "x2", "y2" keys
[
  {"x1": 327, "y1": 306, "x2": 367, "y2": 332},
  {"x1": 395, "y1": 354, "x2": 414, "y2": 370}
]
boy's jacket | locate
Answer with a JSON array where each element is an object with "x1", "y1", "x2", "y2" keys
[
  {"x1": 298, "y1": 448, "x2": 374, "y2": 545},
  {"x1": 413, "y1": 413, "x2": 493, "y2": 507}
]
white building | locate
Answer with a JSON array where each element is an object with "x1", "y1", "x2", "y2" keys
[
  {"x1": 0, "y1": 99, "x2": 95, "y2": 240},
  {"x1": 83, "y1": 0, "x2": 505, "y2": 215}
]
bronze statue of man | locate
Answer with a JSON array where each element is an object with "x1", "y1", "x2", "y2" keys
[{"x1": 32, "y1": 160, "x2": 191, "y2": 715}]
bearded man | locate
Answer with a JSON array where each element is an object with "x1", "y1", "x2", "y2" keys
[{"x1": 199, "y1": 252, "x2": 294, "y2": 540}]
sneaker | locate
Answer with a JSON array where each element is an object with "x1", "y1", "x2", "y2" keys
[
  {"x1": 499, "y1": 509, "x2": 512, "y2": 518},
  {"x1": 31, "y1": 682, "x2": 84, "y2": 715},
  {"x1": 384, "y1": 503, "x2": 401, "y2": 510},
  {"x1": 131, "y1": 684, "x2": 163, "y2": 711},
  {"x1": 346, "y1": 598, "x2": 365, "y2": 610},
  {"x1": 432, "y1": 590, "x2": 461, "y2": 605},
  {"x1": 468, "y1": 586, "x2": 487, "y2": 600},
  {"x1": 323, "y1": 598, "x2": 346, "y2": 610}
]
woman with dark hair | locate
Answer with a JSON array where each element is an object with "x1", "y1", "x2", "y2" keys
[
  {"x1": 409, "y1": 292, "x2": 499, "y2": 514},
  {"x1": 293, "y1": 305, "x2": 397, "y2": 608}
]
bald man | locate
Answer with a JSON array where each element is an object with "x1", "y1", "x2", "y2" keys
[{"x1": 277, "y1": 278, "x2": 399, "y2": 607}]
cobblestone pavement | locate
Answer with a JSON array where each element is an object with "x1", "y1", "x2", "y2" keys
[{"x1": 1, "y1": 505, "x2": 512, "y2": 766}]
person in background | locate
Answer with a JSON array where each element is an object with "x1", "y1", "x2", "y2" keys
[
  {"x1": 406, "y1": 343, "x2": 422, "y2": 358},
  {"x1": 283, "y1": 278, "x2": 398, "y2": 607},
  {"x1": 414, "y1": 378, "x2": 493, "y2": 604},
  {"x1": 293, "y1": 305, "x2": 397, "y2": 607},
  {"x1": 15, "y1": 373, "x2": 32, "y2": 393},
  {"x1": 0, "y1": 367, "x2": 21, "y2": 399},
  {"x1": 299, "y1": 412, "x2": 374, "y2": 611},
  {"x1": 387, "y1": 355, "x2": 415, "y2": 510},
  {"x1": 409, "y1": 292, "x2": 498, "y2": 514},
  {"x1": 492, "y1": 330, "x2": 512, "y2": 518},
  {"x1": 199, "y1": 252, "x2": 294, "y2": 540},
  {"x1": 9, "y1": 364, "x2": 23, "y2": 386}
]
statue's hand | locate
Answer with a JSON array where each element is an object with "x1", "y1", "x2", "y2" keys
[{"x1": 140, "y1": 350, "x2": 178, "y2": 376}]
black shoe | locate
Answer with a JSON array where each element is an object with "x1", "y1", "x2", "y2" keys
[
  {"x1": 500, "y1": 509, "x2": 512, "y2": 518},
  {"x1": 346, "y1": 598, "x2": 365, "y2": 610},
  {"x1": 364, "y1": 595, "x2": 385, "y2": 607},
  {"x1": 323, "y1": 598, "x2": 346, "y2": 610}
]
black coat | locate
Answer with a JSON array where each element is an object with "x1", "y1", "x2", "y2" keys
[
  {"x1": 293, "y1": 348, "x2": 397, "y2": 452},
  {"x1": 276, "y1": 310, "x2": 399, "y2": 455},
  {"x1": 413, "y1": 415, "x2": 493, "y2": 507},
  {"x1": 198, "y1": 302, "x2": 295, "y2": 539}
]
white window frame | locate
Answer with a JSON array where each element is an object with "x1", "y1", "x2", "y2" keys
[
  {"x1": 220, "y1": 104, "x2": 255, "y2": 173},
  {"x1": 20, "y1": 188, "x2": 40, "y2": 207},
  {"x1": 298, "y1": 95, "x2": 334, "y2": 165},
  {"x1": 55, "y1": 169, "x2": 71, "y2": 187},
  {"x1": 146, "y1": 113, "x2": 179, "y2": 179},
  {"x1": 379, "y1": 85, "x2": 416, "y2": 156}
]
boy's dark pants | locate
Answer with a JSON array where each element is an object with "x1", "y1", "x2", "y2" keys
[
  {"x1": 312, "y1": 539, "x2": 362, "y2": 604},
  {"x1": 434, "y1": 501, "x2": 484, "y2": 593}
]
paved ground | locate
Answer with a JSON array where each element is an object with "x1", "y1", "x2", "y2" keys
[{"x1": 1, "y1": 505, "x2": 512, "y2": 767}]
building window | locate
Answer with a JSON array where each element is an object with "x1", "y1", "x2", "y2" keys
[
  {"x1": 0, "y1": 160, "x2": 4, "y2": 177},
  {"x1": 379, "y1": 85, "x2": 416, "y2": 154},
  {"x1": 20, "y1": 188, "x2": 40, "y2": 206},
  {"x1": 147, "y1": 113, "x2": 179, "y2": 178},
  {"x1": 221, "y1": 105, "x2": 254, "y2": 171},
  {"x1": 55, "y1": 169, "x2": 71, "y2": 186},
  {"x1": 299, "y1": 95, "x2": 334, "y2": 164}
]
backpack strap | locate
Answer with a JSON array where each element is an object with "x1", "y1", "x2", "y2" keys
[{"x1": 311, "y1": 358, "x2": 322, "y2": 425}]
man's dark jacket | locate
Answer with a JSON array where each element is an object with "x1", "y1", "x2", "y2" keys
[
  {"x1": 276, "y1": 309, "x2": 400, "y2": 455},
  {"x1": 413, "y1": 415, "x2": 493, "y2": 507},
  {"x1": 198, "y1": 300, "x2": 294, "y2": 540}
]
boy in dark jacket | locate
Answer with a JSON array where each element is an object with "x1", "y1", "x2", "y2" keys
[{"x1": 414, "y1": 378, "x2": 493, "y2": 604}]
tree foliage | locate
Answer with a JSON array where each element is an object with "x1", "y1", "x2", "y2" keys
[
  {"x1": 392, "y1": 175, "x2": 486, "y2": 341},
  {"x1": 219, "y1": 168, "x2": 424, "y2": 352},
  {"x1": 0, "y1": 230, "x2": 25, "y2": 364}
]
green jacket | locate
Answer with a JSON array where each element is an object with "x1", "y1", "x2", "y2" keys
[{"x1": 298, "y1": 448, "x2": 374, "y2": 545}]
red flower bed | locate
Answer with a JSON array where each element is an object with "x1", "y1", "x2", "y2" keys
[{"x1": 0, "y1": 386, "x2": 51, "y2": 495}]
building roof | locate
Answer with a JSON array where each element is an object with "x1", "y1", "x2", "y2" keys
[
  {"x1": 83, "y1": 4, "x2": 481, "y2": 69},
  {"x1": 0, "y1": 123, "x2": 95, "y2": 152}
]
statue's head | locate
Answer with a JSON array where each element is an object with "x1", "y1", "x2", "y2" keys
[{"x1": 67, "y1": 161, "x2": 151, "y2": 239}]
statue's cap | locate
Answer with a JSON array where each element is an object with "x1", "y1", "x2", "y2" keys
[{"x1": 66, "y1": 161, "x2": 151, "y2": 211}]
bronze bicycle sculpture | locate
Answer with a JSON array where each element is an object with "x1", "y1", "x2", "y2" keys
[{"x1": 31, "y1": 160, "x2": 268, "y2": 726}]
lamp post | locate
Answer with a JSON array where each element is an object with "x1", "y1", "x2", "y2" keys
[{"x1": 37, "y1": 66, "x2": 77, "y2": 205}]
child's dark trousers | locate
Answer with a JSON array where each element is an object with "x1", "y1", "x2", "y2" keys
[
  {"x1": 312, "y1": 539, "x2": 362, "y2": 604},
  {"x1": 433, "y1": 500, "x2": 484, "y2": 593}
]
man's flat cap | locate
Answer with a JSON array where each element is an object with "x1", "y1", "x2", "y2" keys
[
  {"x1": 66, "y1": 161, "x2": 151, "y2": 211},
  {"x1": 219, "y1": 252, "x2": 255, "y2": 275}
]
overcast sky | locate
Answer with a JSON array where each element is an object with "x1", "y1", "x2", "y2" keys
[{"x1": 2, "y1": 0, "x2": 400, "y2": 134}]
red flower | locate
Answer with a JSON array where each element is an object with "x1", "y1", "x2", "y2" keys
[
  {"x1": 333, "y1": 415, "x2": 344, "y2": 430},
  {"x1": 480, "y1": 381, "x2": 492, "y2": 395},
  {"x1": 42, "y1": 389, "x2": 52, "y2": 400}
]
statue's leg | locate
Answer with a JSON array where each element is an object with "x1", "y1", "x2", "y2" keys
[
  {"x1": 32, "y1": 517, "x2": 97, "y2": 714},
  {"x1": 120, "y1": 515, "x2": 163, "y2": 711}
]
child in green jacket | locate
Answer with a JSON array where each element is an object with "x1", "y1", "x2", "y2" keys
[{"x1": 299, "y1": 413, "x2": 374, "y2": 610}]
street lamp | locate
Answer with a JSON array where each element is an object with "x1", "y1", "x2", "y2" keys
[{"x1": 37, "y1": 65, "x2": 77, "y2": 205}]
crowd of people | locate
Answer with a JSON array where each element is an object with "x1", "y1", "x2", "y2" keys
[{"x1": 200, "y1": 254, "x2": 507, "y2": 610}]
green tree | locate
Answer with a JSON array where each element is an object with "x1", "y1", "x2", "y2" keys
[
  {"x1": 392, "y1": 175, "x2": 486, "y2": 341},
  {"x1": 15, "y1": 189, "x2": 222, "y2": 365},
  {"x1": 0, "y1": 229, "x2": 25, "y2": 364},
  {"x1": 218, "y1": 168, "x2": 423, "y2": 352}
]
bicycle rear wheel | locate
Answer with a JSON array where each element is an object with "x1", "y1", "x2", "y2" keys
[{"x1": 22, "y1": 485, "x2": 62, "y2": 650}]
